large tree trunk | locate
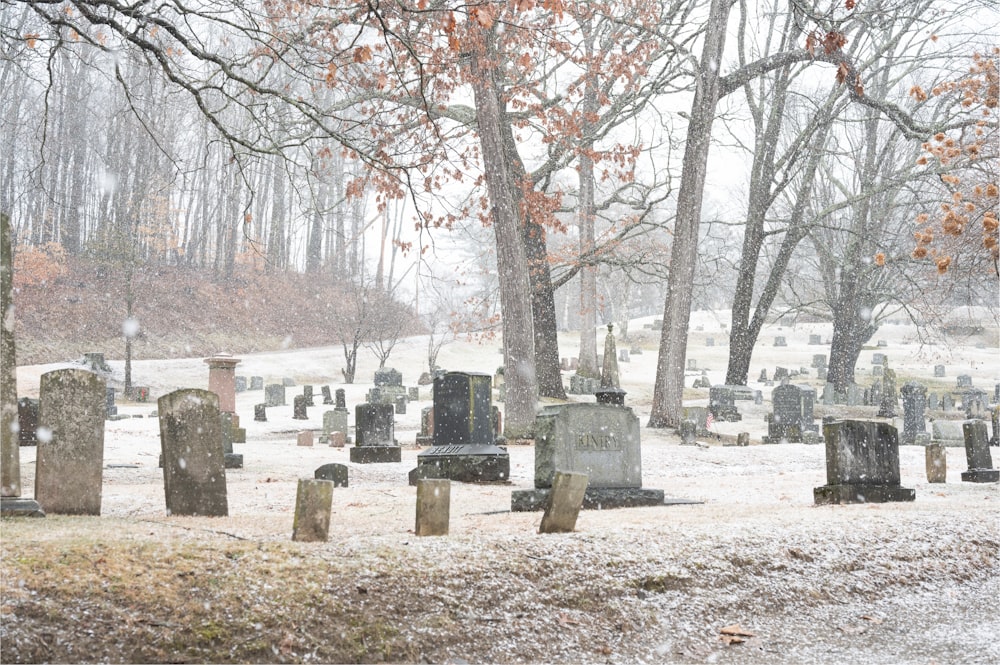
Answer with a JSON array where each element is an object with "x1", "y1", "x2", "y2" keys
[
  {"x1": 1, "y1": 213, "x2": 21, "y2": 497},
  {"x1": 471, "y1": 37, "x2": 538, "y2": 438},
  {"x1": 523, "y1": 218, "x2": 568, "y2": 399},
  {"x1": 827, "y1": 273, "x2": 877, "y2": 392},
  {"x1": 649, "y1": 0, "x2": 732, "y2": 428}
]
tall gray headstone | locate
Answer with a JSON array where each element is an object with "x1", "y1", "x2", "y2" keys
[
  {"x1": 350, "y1": 402, "x2": 400, "y2": 463},
  {"x1": 264, "y1": 383, "x2": 286, "y2": 407},
  {"x1": 157, "y1": 389, "x2": 228, "y2": 517},
  {"x1": 34, "y1": 369, "x2": 106, "y2": 515},
  {"x1": 511, "y1": 402, "x2": 663, "y2": 511},
  {"x1": 814, "y1": 419, "x2": 915, "y2": 504}
]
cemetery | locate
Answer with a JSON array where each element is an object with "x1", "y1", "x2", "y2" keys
[{"x1": 2, "y1": 312, "x2": 998, "y2": 664}]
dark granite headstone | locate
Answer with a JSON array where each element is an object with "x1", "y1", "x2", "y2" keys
[
  {"x1": 235, "y1": 376, "x2": 247, "y2": 393},
  {"x1": 957, "y1": 375, "x2": 973, "y2": 388},
  {"x1": 303, "y1": 385, "x2": 314, "y2": 407},
  {"x1": 877, "y1": 368, "x2": 898, "y2": 418},
  {"x1": 350, "y1": 403, "x2": 400, "y2": 463},
  {"x1": 265, "y1": 384, "x2": 286, "y2": 407},
  {"x1": 34, "y1": 369, "x2": 106, "y2": 515},
  {"x1": 812, "y1": 354, "x2": 827, "y2": 369},
  {"x1": 321, "y1": 385, "x2": 333, "y2": 405},
  {"x1": 374, "y1": 368, "x2": 403, "y2": 387},
  {"x1": 314, "y1": 463, "x2": 349, "y2": 487},
  {"x1": 293, "y1": 395, "x2": 308, "y2": 420},
  {"x1": 409, "y1": 372, "x2": 508, "y2": 484},
  {"x1": 17, "y1": 397, "x2": 38, "y2": 446},
  {"x1": 709, "y1": 385, "x2": 742, "y2": 422},
  {"x1": 814, "y1": 419, "x2": 915, "y2": 504},
  {"x1": 335, "y1": 388, "x2": 347, "y2": 409},
  {"x1": 254, "y1": 403, "x2": 267, "y2": 422},
  {"x1": 157, "y1": 389, "x2": 228, "y2": 516},
  {"x1": 961, "y1": 420, "x2": 999, "y2": 482},
  {"x1": 105, "y1": 386, "x2": 117, "y2": 418},
  {"x1": 808, "y1": 334, "x2": 822, "y2": 345},
  {"x1": 934, "y1": 365, "x2": 946, "y2": 378},
  {"x1": 774, "y1": 336, "x2": 787, "y2": 347},
  {"x1": 250, "y1": 376, "x2": 263, "y2": 391},
  {"x1": 765, "y1": 384, "x2": 815, "y2": 443}
]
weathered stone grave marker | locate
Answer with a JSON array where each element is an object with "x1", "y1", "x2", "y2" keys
[
  {"x1": 314, "y1": 463, "x2": 348, "y2": 487},
  {"x1": 415, "y1": 479, "x2": 450, "y2": 536},
  {"x1": 291, "y1": 479, "x2": 333, "y2": 542},
  {"x1": 926, "y1": 443, "x2": 947, "y2": 483},
  {"x1": 901, "y1": 382, "x2": 928, "y2": 445},
  {"x1": 765, "y1": 384, "x2": 816, "y2": 443},
  {"x1": 34, "y1": 369, "x2": 106, "y2": 515},
  {"x1": 538, "y1": 471, "x2": 588, "y2": 534},
  {"x1": 709, "y1": 385, "x2": 742, "y2": 422},
  {"x1": 814, "y1": 419, "x2": 915, "y2": 504},
  {"x1": 961, "y1": 420, "x2": 999, "y2": 483},
  {"x1": 265, "y1": 383, "x2": 286, "y2": 407},
  {"x1": 157, "y1": 389, "x2": 228, "y2": 517}
]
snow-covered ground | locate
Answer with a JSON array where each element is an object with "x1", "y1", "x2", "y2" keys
[{"x1": 7, "y1": 313, "x2": 1000, "y2": 663}]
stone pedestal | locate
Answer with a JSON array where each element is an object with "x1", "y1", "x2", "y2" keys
[{"x1": 205, "y1": 354, "x2": 240, "y2": 414}]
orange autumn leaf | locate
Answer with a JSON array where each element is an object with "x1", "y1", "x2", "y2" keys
[
  {"x1": 874, "y1": 252, "x2": 885, "y2": 266},
  {"x1": 353, "y1": 45, "x2": 372, "y2": 63},
  {"x1": 25, "y1": 33, "x2": 39, "y2": 48}
]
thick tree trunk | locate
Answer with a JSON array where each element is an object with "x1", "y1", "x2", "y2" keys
[
  {"x1": 650, "y1": 0, "x2": 732, "y2": 428},
  {"x1": 523, "y1": 218, "x2": 568, "y2": 399},
  {"x1": 471, "y1": 40, "x2": 538, "y2": 438},
  {"x1": 827, "y1": 276, "x2": 877, "y2": 393},
  {"x1": 1, "y1": 213, "x2": 21, "y2": 497}
]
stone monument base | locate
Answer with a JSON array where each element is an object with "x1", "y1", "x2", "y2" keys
[
  {"x1": 0, "y1": 497, "x2": 46, "y2": 517},
  {"x1": 961, "y1": 468, "x2": 1000, "y2": 483},
  {"x1": 408, "y1": 444, "x2": 510, "y2": 485},
  {"x1": 224, "y1": 453, "x2": 244, "y2": 469},
  {"x1": 511, "y1": 487, "x2": 684, "y2": 512},
  {"x1": 350, "y1": 445, "x2": 402, "y2": 464},
  {"x1": 813, "y1": 484, "x2": 915, "y2": 505}
]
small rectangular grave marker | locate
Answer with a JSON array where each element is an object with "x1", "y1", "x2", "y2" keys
[
  {"x1": 297, "y1": 430, "x2": 314, "y2": 447},
  {"x1": 539, "y1": 471, "x2": 588, "y2": 534},
  {"x1": 926, "y1": 443, "x2": 947, "y2": 483},
  {"x1": 291, "y1": 479, "x2": 333, "y2": 542},
  {"x1": 961, "y1": 420, "x2": 999, "y2": 482},
  {"x1": 415, "y1": 479, "x2": 450, "y2": 536}
]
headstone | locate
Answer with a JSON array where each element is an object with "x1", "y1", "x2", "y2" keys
[
  {"x1": 687, "y1": 359, "x2": 697, "y2": 371},
  {"x1": 934, "y1": 365, "x2": 946, "y2": 378},
  {"x1": 250, "y1": 376, "x2": 264, "y2": 391},
  {"x1": 560, "y1": 358, "x2": 570, "y2": 371},
  {"x1": 822, "y1": 383, "x2": 836, "y2": 406},
  {"x1": 846, "y1": 384, "x2": 863, "y2": 407},
  {"x1": 754, "y1": 390, "x2": 763, "y2": 406},
  {"x1": 992, "y1": 405, "x2": 1000, "y2": 447},
  {"x1": 705, "y1": 337, "x2": 715, "y2": 347},
  {"x1": 511, "y1": 402, "x2": 663, "y2": 511},
  {"x1": 900, "y1": 382, "x2": 928, "y2": 445},
  {"x1": 813, "y1": 419, "x2": 915, "y2": 504},
  {"x1": 932, "y1": 420, "x2": 965, "y2": 447},
  {"x1": 235, "y1": 376, "x2": 247, "y2": 393},
  {"x1": 264, "y1": 384, "x2": 286, "y2": 407},
  {"x1": 765, "y1": 384, "x2": 815, "y2": 443},
  {"x1": 82, "y1": 352, "x2": 111, "y2": 373},
  {"x1": 812, "y1": 354, "x2": 827, "y2": 369},
  {"x1": 282, "y1": 377, "x2": 296, "y2": 387},
  {"x1": 941, "y1": 393, "x2": 954, "y2": 411},
  {"x1": 600, "y1": 324, "x2": 620, "y2": 389},
  {"x1": 618, "y1": 349, "x2": 630, "y2": 363},
  {"x1": 303, "y1": 385, "x2": 315, "y2": 407},
  {"x1": 17, "y1": 397, "x2": 39, "y2": 445},
  {"x1": 877, "y1": 367, "x2": 898, "y2": 419},
  {"x1": 291, "y1": 479, "x2": 333, "y2": 542},
  {"x1": 329, "y1": 431, "x2": 346, "y2": 448},
  {"x1": 817, "y1": 367, "x2": 828, "y2": 381},
  {"x1": 679, "y1": 419, "x2": 697, "y2": 445},
  {"x1": 928, "y1": 393, "x2": 939, "y2": 411},
  {"x1": 395, "y1": 395, "x2": 407, "y2": 415},
  {"x1": 374, "y1": 367, "x2": 403, "y2": 387},
  {"x1": 205, "y1": 354, "x2": 240, "y2": 414},
  {"x1": 293, "y1": 395, "x2": 308, "y2": 420},
  {"x1": 957, "y1": 375, "x2": 973, "y2": 388},
  {"x1": 758, "y1": 369, "x2": 768, "y2": 383},
  {"x1": 254, "y1": 404, "x2": 267, "y2": 422},
  {"x1": 219, "y1": 413, "x2": 243, "y2": 468},
  {"x1": 409, "y1": 372, "x2": 509, "y2": 484},
  {"x1": 105, "y1": 386, "x2": 117, "y2": 418},
  {"x1": 297, "y1": 430, "x2": 314, "y2": 447},
  {"x1": 350, "y1": 403, "x2": 400, "y2": 463},
  {"x1": 774, "y1": 336, "x2": 787, "y2": 347},
  {"x1": 808, "y1": 334, "x2": 822, "y2": 345},
  {"x1": 34, "y1": 369, "x2": 105, "y2": 515},
  {"x1": 961, "y1": 420, "x2": 999, "y2": 482},
  {"x1": 925, "y1": 443, "x2": 947, "y2": 483},
  {"x1": 314, "y1": 463, "x2": 348, "y2": 487},
  {"x1": 418, "y1": 372, "x2": 434, "y2": 385},
  {"x1": 415, "y1": 479, "x2": 450, "y2": 536},
  {"x1": 595, "y1": 386, "x2": 626, "y2": 407},
  {"x1": 321, "y1": 385, "x2": 333, "y2": 405},
  {"x1": 157, "y1": 389, "x2": 228, "y2": 517},
  {"x1": 708, "y1": 385, "x2": 741, "y2": 422},
  {"x1": 416, "y1": 406, "x2": 434, "y2": 446},
  {"x1": 408, "y1": 387, "x2": 420, "y2": 401},
  {"x1": 538, "y1": 471, "x2": 588, "y2": 534},
  {"x1": 335, "y1": 388, "x2": 347, "y2": 409},
  {"x1": 737, "y1": 432, "x2": 750, "y2": 447},
  {"x1": 774, "y1": 367, "x2": 789, "y2": 382},
  {"x1": 877, "y1": 339, "x2": 888, "y2": 348},
  {"x1": 872, "y1": 353, "x2": 886, "y2": 366},
  {"x1": 962, "y1": 388, "x2": 989, "y2": 419}
]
